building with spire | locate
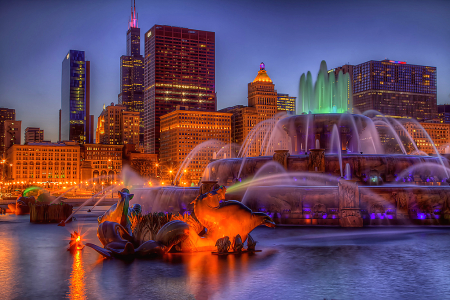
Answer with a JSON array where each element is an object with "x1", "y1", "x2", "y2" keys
[
  {"x1": 118, "y1": 0, "x2": 144, "y2": 145},
  {"x1": 144, "y1": 25, "x2": 216, "y2": 154}
]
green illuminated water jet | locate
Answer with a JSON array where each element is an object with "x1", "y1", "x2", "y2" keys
[{"x1": 298, "y1": 60, "x2": 352, "y2": 114}]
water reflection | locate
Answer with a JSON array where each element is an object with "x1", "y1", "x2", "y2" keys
[
  {"x1": 68, "y1": 250, "x2": 86, "y2": 300},
  {"x1": 0, "y1": 233, "x2": 18, "y2": 299},
  {"x1": 164, "y1": 251, "x2": 253, "y2": 299}
]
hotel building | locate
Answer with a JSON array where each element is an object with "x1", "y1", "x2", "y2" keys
[
  {"x1": 333, "y1": 60, "x2": 437, "y2": 120},
  {"x1": 144, "y1": 25, "x2": 216, "y2": 154},
  {"x1": 160, "y1": 106, "x2": 231, "y2": 185},
  {"x1": 118, "y1": 1, "x2": 144, "y2": 144}
]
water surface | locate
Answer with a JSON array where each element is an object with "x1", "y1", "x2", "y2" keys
[{"x1": 1, "y1": 209, "x2": 450, "y2": 299}]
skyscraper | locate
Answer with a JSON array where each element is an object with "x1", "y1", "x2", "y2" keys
[
  {"x1": 61, "y1": 50, "x2": 90, "y2": 144},
  {"x1": 118, "y1": 1, "x2": 144, "y2": 144},
  {"x1": 144, "y1": 25, "x2": 216, "y2": 154},
  {"x1": 332, "y1": 60, "x2": 437, "y2": 120},
  {"x1": 219, "y1": 63, "x2": 281, "y2": 157}
]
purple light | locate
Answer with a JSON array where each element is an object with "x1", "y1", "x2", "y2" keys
[
  {"x1": 322, "y1": 214, "x2": 327, "y2": 219},
  {"x1": 371, "y1": 213, "x2": 376, "y2": 220},
  {"x1": 332, "y1": 215, "x2": 336, "y2": 219},
  {"x1": 388, "y1": 215, "x2": 393, "y2": 219}
]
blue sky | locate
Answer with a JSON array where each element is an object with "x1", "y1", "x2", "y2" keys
[{"x1": 1, "y1": 0, "x2": 449, "y2": 142}]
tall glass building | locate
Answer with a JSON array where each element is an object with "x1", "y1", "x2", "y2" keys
[
  {"x1": 118, "y1": 1, "x2": 144, "y2": 144},
  {"x1": 61, "y1": 50, "x2": 90, "y2": 143}
]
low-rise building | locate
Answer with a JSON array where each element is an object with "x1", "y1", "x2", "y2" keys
[
  {"x1": 5, "y1": 141, "x2": 80, "y2": 183},
  {"x1": 80, "y1": 144, "x2": 123, "y2": 183},
  {"x1": 123, "y1": 144, "x2": 158, "y2": 180},
  {"x1": 398, "y1": 121, "x2": 450, "y2": 154}
]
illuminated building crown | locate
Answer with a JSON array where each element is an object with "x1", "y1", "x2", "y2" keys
[{"x1": 253, "y1": 62, "x2": 272, "y2": 83}]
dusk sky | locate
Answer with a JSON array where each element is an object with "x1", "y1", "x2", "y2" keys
[{"x1": 1, "y1": 0, "x2": 449, "y2": 142}]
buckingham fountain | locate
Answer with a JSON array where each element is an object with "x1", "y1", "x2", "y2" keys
[{"x1": 85, "y1": 61, "x2": 450, "y2": 257}]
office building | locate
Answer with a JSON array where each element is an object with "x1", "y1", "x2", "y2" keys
[
  {"x1": 95, "y1": 103, "x2": 140, "y2": 145},
  {"x1": 160, "y1": 106, "x2": 231, "y2": 185},
  {"x1": 25, "y1": 127, "x2": 44, "y2": 144},
  {"x1": 61, "y1": 50, "x2": 91, "y2": 144},
  {"x1": 118, "y1": 1, "x2": 144, "y2": 144},
  {"x1": 4, "y1": 120, "x2": 21, "y2": 152},
  {"x1": 6, "y1": 141, "x2": 80, "y2": 183},
  {"x1": 144, "y1": 25, "x2": 216, "y2": 154},
  {"x1": 221, "y1": 63, "x2": 282, "y2": 156},
  {"x1": 438, "y1": 104, "x2": 450, "y2": 124},
  {"x1": 0, "y1": 108, "x2": 15, "y2": 158},
  {"x1": 333, "y1": 60, "x2": 437, "y2": 120},
  {"x1": 277, "y1": 93, "x2": 296, "y2": 113}
]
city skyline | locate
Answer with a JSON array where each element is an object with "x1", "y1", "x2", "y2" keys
[{"x1": 1, "y1": 0, "x2": 449, "y2": 142}]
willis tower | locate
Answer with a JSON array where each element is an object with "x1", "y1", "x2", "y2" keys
[{"x1": 118, "y1": 0, "x2": 144, "y2": 144}]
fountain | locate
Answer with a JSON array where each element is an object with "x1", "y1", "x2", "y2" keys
[
  {"x1": 200, "y1": 61, "x2": 450, "y2": 226},
  {"x1": 87, "y1": 59, "x2": 450, "y2": 258}
]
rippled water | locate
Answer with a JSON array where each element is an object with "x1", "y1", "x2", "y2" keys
[{"x1": 1, "y1": 209, "x2": 450, "y2": 299}]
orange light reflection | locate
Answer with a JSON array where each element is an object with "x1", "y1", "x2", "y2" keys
[
  {"x1": 164, "y1": 251, "x2": 250, "y2": 299},
  {"x1": 68, "y1": 250, "x2": 86, "y2": 300}
]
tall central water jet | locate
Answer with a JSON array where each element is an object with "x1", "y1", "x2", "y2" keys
[{"x1": 298, "y1": 60, "x2": 352, "y2": 114}]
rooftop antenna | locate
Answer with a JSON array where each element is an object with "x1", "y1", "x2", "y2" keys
[{"x1": 129, "y1": 0, "x2": 138, "y2": 29}]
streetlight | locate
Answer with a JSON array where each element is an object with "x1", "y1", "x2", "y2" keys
[
  {"x1": 9, "y1": 164, "x2": 12, "y2": 182},
  {"x1": 169, "y1": 170, "x2": 173, "y2": 185},
  {"x1": 101, "y1": 182, "x2": 104, "y2": 194},
  {"x1": 155, "y1": 163, "x2": 159, "y2": 179}
]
